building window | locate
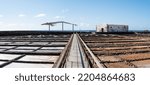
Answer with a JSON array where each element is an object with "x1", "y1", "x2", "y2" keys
[{"x1": 124, "y1": 26, "x2": 126, "y2": 28}]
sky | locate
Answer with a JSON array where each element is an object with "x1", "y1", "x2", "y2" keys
[{"x1": 0, "y1": 0, "x2": 150, "y2": 31}]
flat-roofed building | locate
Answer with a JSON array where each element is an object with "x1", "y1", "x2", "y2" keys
[{"x1": 96, "y1": 24, "x2": 129, "y2": 32}]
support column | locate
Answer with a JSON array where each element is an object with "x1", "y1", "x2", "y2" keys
[
  {"x1": 72, "y1": 24, "x2": 74, "y2": 32},
  {"x1": 49, "y1": 25, "x2": 51, "y2": 31},
  {"x1": 62, "y1": 23, "x2": 64, "y2": 31}
]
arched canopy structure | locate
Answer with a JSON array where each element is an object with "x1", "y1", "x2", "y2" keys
[{"x1": 42, "y1": 21, "x2": 77, "y2": 31}]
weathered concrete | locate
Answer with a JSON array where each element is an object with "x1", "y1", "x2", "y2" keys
[{"x1": 65, "y1": 34, "x2": 89, "y2": 68}]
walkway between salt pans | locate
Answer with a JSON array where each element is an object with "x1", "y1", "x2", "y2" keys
[{"x1": 65, "y1": 34, "x2": 89, "y2": 68}]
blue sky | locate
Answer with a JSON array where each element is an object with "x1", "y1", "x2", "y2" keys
[{"x1": 0, "y1": 0, "x2": 150, "y2": 31}]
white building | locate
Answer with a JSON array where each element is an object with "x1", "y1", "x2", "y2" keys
[{"x1": 96, "y1": 24, "x2": 129, "y2": 32}]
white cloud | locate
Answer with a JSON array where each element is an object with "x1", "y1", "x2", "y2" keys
[
  {"x1": 0, "y1": 22, "x2": 3, "y2": 25},
  {"x1": 8, "y1": 23, "x2": 17, "y2": 26},
  {"x1": 18, "y1": 14, "x2": 26, "y2": 17},
  {"x1": 62, "y1": 9, "x2": 69, "y2": 13},
  {"x1": 35, "y1": 13, "x2": 46, "y2": 18},
  {"x1": 54, "y1": 16, "x2": 61, "y2": 19},
  {"x1": 79, "y1": 16, "x2": 89, "y2": 21},
  {"x1": 79, "y1": 23, "x2": 90, "y2": 27},
  {"x1": 54, "y1": 16, "x2": 65, "y2": 20},
  {"x1": 0, "y1": 22, "x2": 44, "y2": 31},
  {"x1": 0, "y1": 15, "x2": 3, "y2": 17}
]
